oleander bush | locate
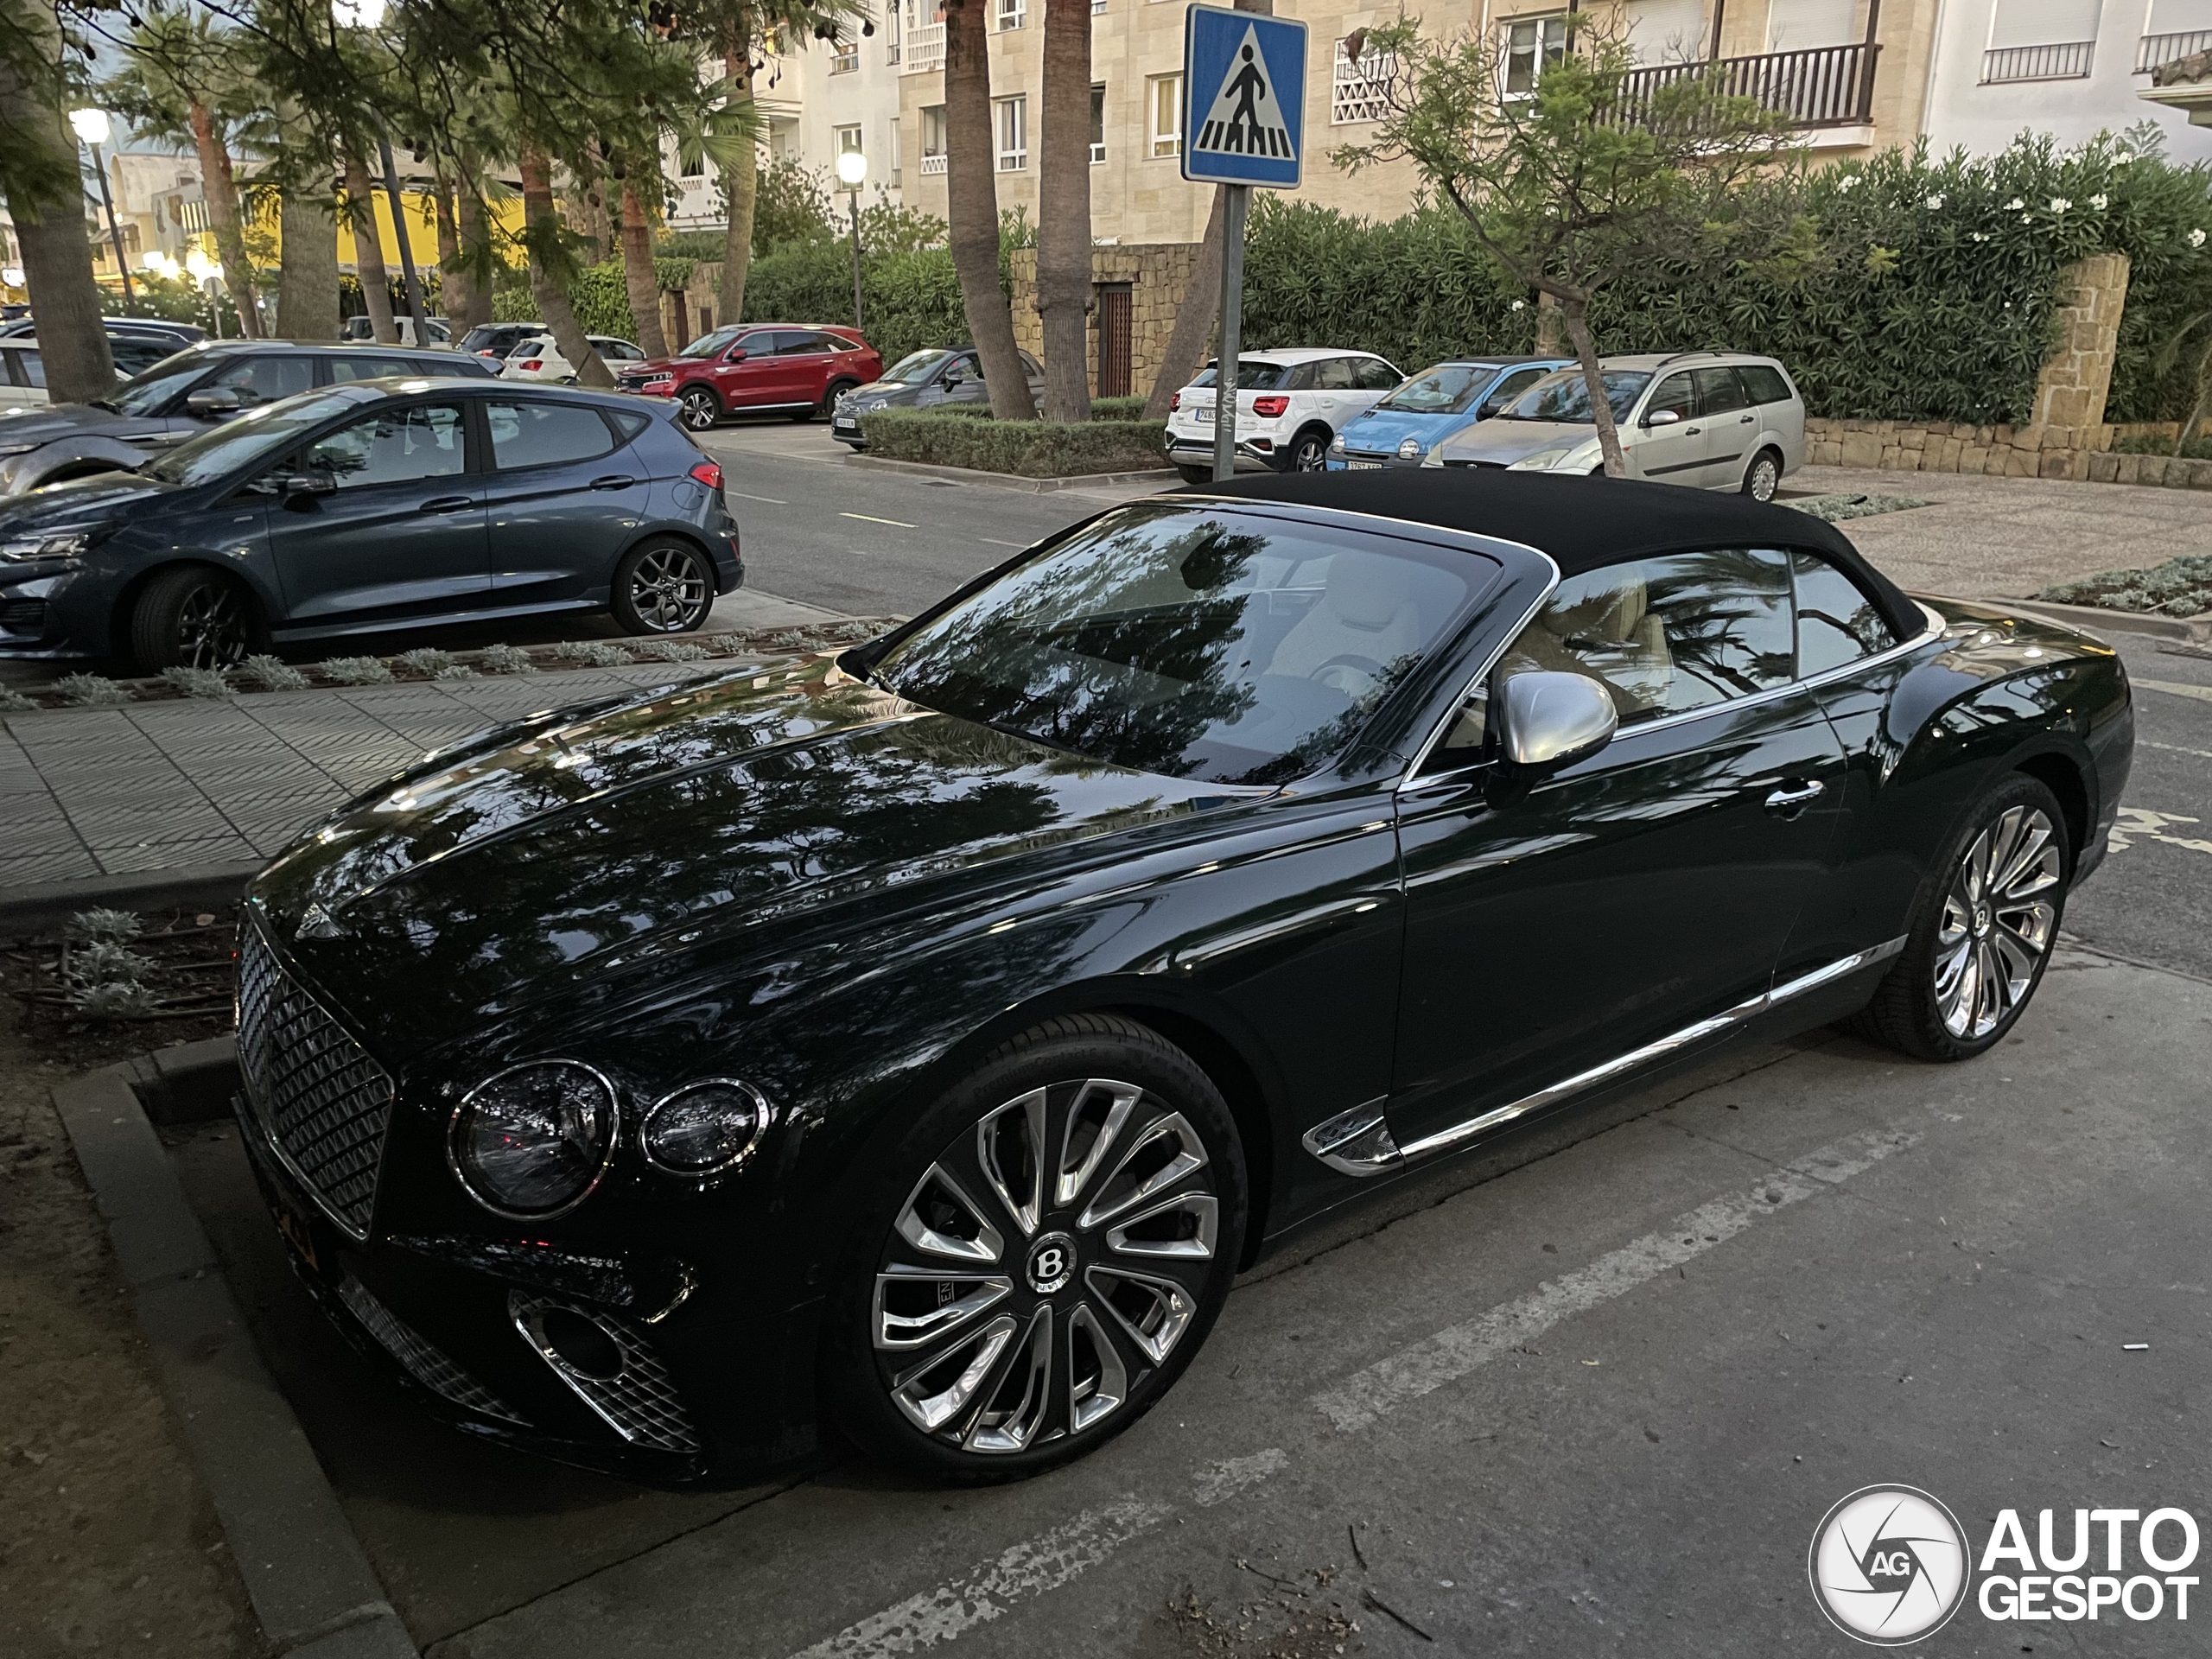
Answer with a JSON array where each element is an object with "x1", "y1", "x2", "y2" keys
[{"x1": 858, "y1": 409, "x2": 1169, "y2": 477}]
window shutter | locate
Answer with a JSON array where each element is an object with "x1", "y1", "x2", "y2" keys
[
  {"x1": 1988, "y1": 0, "x2": 2103, "y2": 48},
  {"x1": 1765, "y1": 0, "x2": 1862, "y2": 51}
]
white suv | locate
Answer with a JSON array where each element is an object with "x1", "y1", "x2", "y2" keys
[{"x1": 1165, "y1": 348, "x2": 1403, "y2": 480}]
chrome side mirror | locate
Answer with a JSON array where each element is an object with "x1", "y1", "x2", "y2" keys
[
  {"x1": 185, "y1": 385, "x2": 243, "y2": 417},
  {"x1": 1497, "y1": 671, "x2": 1618, "y2": 771},
  {"x1": 1643, "y1": 407, "x2": 1682, "y2": 428}
]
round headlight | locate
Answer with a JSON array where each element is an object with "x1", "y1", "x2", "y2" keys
[
  {"x1": 639, "y1": 1078, "x2": 770, "y2": 1176},
  {"x1": 449, "y1": 1061, "x2": 616, "y2": 1218},
  {"x1": 1397, "y1": 436, "x2": 1422, "y2": 460},
  {"x1": 1329, "y1": 433, "x2": 1346, "y2": 454}
]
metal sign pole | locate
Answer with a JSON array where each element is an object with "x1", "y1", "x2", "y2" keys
[{"x1": 1211, "y1": 183, "x2": 1249, "y2": 485}]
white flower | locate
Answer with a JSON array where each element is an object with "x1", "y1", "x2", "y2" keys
[
  {"x1": 2089, "y1": 193, "x2": 2108, "y2": 210},
  {"x1": 2050, "y1": 196, "x2": 2071, "y2": 213},
  {"x1": 1838, "y1": 174, "x2": 1860, "y2": 191},
  {"x1": 1510, "y1": 299, "x2": 1526, "y2": 311},
  {"x1": 1923, "y1": 193, "x2": 1946, "y2": 209},
  {"x1": 2003, "y1": 197, "x2": 2024, "y2": 210},
  {"x1": 2191, "y1": 228, "x2": 2208, "y2": 247},
  {"x1": 2022, "y1": 213, "x2": 2035, "y2": 224},
  {"x1": 1971, "y1": 231, "x2": 1990, "y2": 242}
]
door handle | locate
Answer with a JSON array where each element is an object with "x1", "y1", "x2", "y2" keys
[
  {"x1": 1739, "y1": 414, "x2": 1755, "y2": 423},
  {"x1": 588, "y1": 474, "x2": 635, "y2": 491},
  {"x1": 418, "y1": 495, "x2": 473, "y2": 513},
  {"x1": 1764, "y1": 780, "x2": 1826, "y2": 818},
  {"x1": 1685, "y1": 425, "x2": 1701, "y2": 435}
]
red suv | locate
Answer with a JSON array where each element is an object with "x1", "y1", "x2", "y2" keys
[{"x1": 616, "y1": 323, "x2": 882, "y2": 430}]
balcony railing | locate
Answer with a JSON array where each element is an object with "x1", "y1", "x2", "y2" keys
[
  {"x1": 918, "y1": 152, "x2": 947, "y2": 175},
  {"x1": 1981, "y1": 40, "x2": 2094, "y2": 83},
  {"x1": 1611, "y1": 41, "x2": 1879, "y2": 130},
  {"x1": 902, "y1": 21, "x2": 944, "y2": 74},
  {"x1": 2139, "y1": 29, "x2": 2212, "y2": 73}
]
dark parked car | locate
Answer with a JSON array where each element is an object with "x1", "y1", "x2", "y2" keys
[
  {"x1": 615, "y1": 323, "x2": 882, "y2": 429},
  {"x1": 459, "y1": 321, "x2": 545, "y2": 367},
  {"x1": 0, "y1": 339, "x2": 493, "y2": 496},
  {"x1": 230, "y1": 470, "x2": 2129, "y2": 1484},
  {"x1": 0, "y1": 378, "x2": 740, "y2": 669},
  {"x1": 830, "y1": 346, "x2": 1046, "y2": 448},
  {"x1": 0, "y1": 315, "x2": 207, "y2": 352}
]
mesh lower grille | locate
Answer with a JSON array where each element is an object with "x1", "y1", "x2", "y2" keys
[
  {"x1": 510, "y1": 1293, "x2": 701, "y2": 1454},
  {"x1": 237, "y1": 920, "x2": 393, "y2": 1239},
  {"x1": 340, "y1": 1276, "x2": 527, "y2": 1425}
]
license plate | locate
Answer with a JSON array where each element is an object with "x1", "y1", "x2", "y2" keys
[
  {"x1": 1347, "y1": 459, "x2": 1383, "y2": 470},
  {"x1": 834, "y1": 417, "x2": 857, "y2": 429},
  {"x1": 267, "y1": 1175, "x2": 331, "y2": 1281},
  {"x1": 1195, "y1": 406, "x2": 1212, "y2": 424}
]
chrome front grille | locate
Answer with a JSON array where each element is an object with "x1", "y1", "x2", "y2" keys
[
  {"x1": 237, "y1": 919, "x2": 394, "y2": 1239},
  {"x1": 510, "y1": 1293, "x2": 701, "y2": 1454},
  {"x1": 340, "y1": 1276, "x2": 527, "y2": 1425}
]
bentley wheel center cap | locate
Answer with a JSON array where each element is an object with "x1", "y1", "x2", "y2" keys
[{"x1": 1026, "y1": 1232, "x2": 1077, "y2": 1296}]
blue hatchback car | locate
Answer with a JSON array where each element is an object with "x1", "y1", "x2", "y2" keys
[
  {"x1": 1326, "y1": 358, "x2": 1571, "y2": 470},
  {"x1": 0, "y1": 378, "x2": 743, "y2": 671}
]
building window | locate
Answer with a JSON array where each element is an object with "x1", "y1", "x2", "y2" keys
[
  {"x1": 997, "y1": 0, "x2": 1025, "y2": 29},
  {"x1": 1090, "y1": 82, "x2": 1107, "y2": 163},
  {"x1": 1148, "y1": 72, "x2": 1183, "y2": 157},
  {"x1": 835, "y1": 124, "x2": 864, "y2": 165},
  {"x1": 887, "y1": 0, "x2": 901, "y2": 62},
  {"x1": 1503, "y1": 15, "x2": 1567, "y2": 97},
  {"x1": 921, "y1": 102, "x2": 948, "y2": 174},
  {"x1": 1981, "y1": 0, "x2": 2101, "y2": 81},
  {"x1": 888, "y1": 120, "x2": 901, "y2": 188},
  {"x1": 995, "y1": 94, "x2": 1027, "y2": 170},
  {"x1": 1332, "y1": 36, "x2": 1395, "y2": 124},
  {"x1": 830, "y1": 35, "x2": 858, "y2": 73}
]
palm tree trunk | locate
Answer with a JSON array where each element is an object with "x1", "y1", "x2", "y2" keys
[
  {"x1": 343, "y1": 152, "x2": 397, "y2": 343},
  {"x1": 432, "y1": 173, "x2": 471, "y2": 323},
  {"x1": 1034, "y1": 0, "x2": 1093, "y2": 422},
  {"x1": 518, "y1": 143, "x2": 614, "y2": 387},
  {"x1": 188, "y1": 100, "x2": 261, "y2": 337},
  {"x1": 944, "y1": 0, "x2": 1037, "y2": 420},
  {"x1": 720, "y1": 41, "x2": 759, "y2": 327},
  {"x1": 276, "y1": 169, "x2": 341, "y2": 341},
  {"x1": 620, "y1": 178, "x2": 670, "y2": 357},
  {"x1": 1144, "y1": 188, "x2": 1226, "y2": 418},
  {"x1": 455, "y1": 169, "x2": 494, "y2": 328},
  {"x1": 0, "y1": 33, "x2": 117, "y2": 402}
]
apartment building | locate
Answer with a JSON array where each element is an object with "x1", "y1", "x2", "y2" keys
[{"x1": 1927, "y1": 0, "x2": 2212, "y2": 157}]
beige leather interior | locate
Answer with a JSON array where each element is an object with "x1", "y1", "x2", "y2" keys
[
  {"x1": 1271, "y1": 554, "x2": 1428, "y2": 685},
  {"x1": 1497, "y1": 569, "x2": 1675, "y2": 719}
]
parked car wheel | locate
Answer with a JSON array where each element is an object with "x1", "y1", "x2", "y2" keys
[
  {"x1": 1281, "y1": 429, "x2": 1332, "y2": 474},
  {"x1": 1741, "y1": 448, "x2": 1783, "y2": 502},
  {"x1": 813, "y1": 378, "x2": 861, "y2": 422},
  {"x1": 130, "y1": 566, "x2": 263, "y2": 671},
  {"x1": 1176, "y1": 465, "x2": 1213, "y2": 486},
  {"x1": 825, "y1": 1013, "x2": 1246, "y2": 1483},
  {"x1": 677, "y1": 386, "x2": 721, "y2": 431},
  {"x1": 610, "y1": 537, "x2": 715, "y2": 634},
  {"x1": 1851, "y1": 775, "x2": 2069, "y2": 1063}
]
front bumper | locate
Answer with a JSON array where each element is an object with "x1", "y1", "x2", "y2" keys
[
  {"x1": 0, "y1": 565, "x2": 101, "y2": 659},
  {"x1": 1327, "y1": 449, "x2": 1421, "y2": 472}
]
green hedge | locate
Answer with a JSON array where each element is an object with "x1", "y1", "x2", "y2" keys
[
  {"x1": 485, "y1": 257, "x2": 697, "y2": 340},
  {"x1": 1241, "y1": 134, "x2": 2212, "y2": 425},
  {"x1": 858, "y1": 409, "x2": 1169, "y2": 477}
]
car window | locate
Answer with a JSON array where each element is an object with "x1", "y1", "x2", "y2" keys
[
  {"x1": 1484, "y1": 365, "x2": 1549, "y2": 410},
  {"x1": 486, "y1": 399, "x2": 618, "y2": 469},
  {"x1": 677, "y1": 325, "x2": 747, "y2": 359},
  {"x1": 304, "y1": 400, "x2": 468, "y2": 489},
  {"x1": 1645, "y1": 373, "x2": 1699, "y2": 423},
  {"x1": 876, "y1": 500, "x2": 1486, "y2": 786},
  {"x1": 734, "y1": 330, "x2": 784, "y2": 358},
  {"x1": 1309, "y1": 358, "x2": 1358, "y2": 391},
  {"x1": 1191, "y1": 361, "x2": 1294, "y2": 391},
  {"x1": 1502, "y1": 369, "x2": 1649, "y2": 423},
  {"x1": 207, "y1": 355, "x2": 316, "y2": 407},
  {"x1": 1376, "y1": 365, "x2": 1488, "y2": 415},
  {"x1": 407, "y1": 356, "x2": 465, "y2": 377},
  {"x1": 598, "y1": 340, "x2": 645, "y2": 361},
  {"x1": 776, "y1": 331, "x2": 832, "y2": 355},
  {"x1": 1020, "y1": 350, "x2": 1044, "y2": 377},
  {"x1": 881, "y1": 350, "x2": 952, "y2": 385},
  {"x1": 947, "y1": 353, "x2": 983, "y2": 382},
  {"x1": 12, "y1": 348, "x2": 43, "y2": 389},
  {"x1": 143, "y1": 389, "x2": 365, "y2": 487},
  {"x1": 1793, "y1": 549, "x2": 1898, "y2": 677},
  {"x1": 607, "y1": 409, "x2": 652, "y2": 441},
  {"x1": 1739, "y1": 364, "x2": 1794, "y2": 405},
  {"x1": 108, "y1": 338, "x2": 177, "y2": 377},
  {"x1": 1495, "y1": 549, "x2": 1795, "y2": 729},
  {"x1": 1694, "y1": 366, "x2": 1750, "y2": 415},
  {"x1": 1353, "y1": 358, "x2": 1402, "y2": 391},
  {"x1": 327, "y1": 354, "x2": 417, "y2": 383}
]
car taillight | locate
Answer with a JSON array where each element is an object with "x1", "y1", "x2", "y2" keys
[
  {"x1": 1170, "y1": 391, "x2": 1181, "y2": 411},
  {"x1": 689, "y1": 460, "x2": 724, "y2": 492},
  {"x1": 518, "y1": 359, "x2": 542, "y2": 372},
  {"x1": 475, "y1": 349, "x2": 497, "y2": 358},
  {"x1": 1252, "y1": 395, "x2": 1289, "y2": 417}
]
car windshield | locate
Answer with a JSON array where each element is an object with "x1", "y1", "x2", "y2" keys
[
  {"x1": 461, "y1": 325, "x2": 524, "y2": 353},
  {"x1": 1190, "y1": 360, "x2": 1294, "y2": 391},
  {"x1": 880, "y1": 350, "x2": 953, "y2": 385},
  {"x1": 1373, "y1": 365, "x2": 1499, "y2": 416},
  {"x1": 1499, "y1": 370, "x2": 1650, "y2": 423},
  {"x1": 93, "y1": 356, "x2": 213, "y2": 417},
  {"x1": 138, "y1": 390, "x2": 359, "y2": 488},
  {"x1": 678, "y1": 327, "x2": 747, "y2": 359},
  {"x1": 875, "y1": 502, "x2": 1484, "y2": 785}
]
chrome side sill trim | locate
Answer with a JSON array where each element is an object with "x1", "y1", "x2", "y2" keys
[{"x1": 1306, "y1": 937, "x2": 1907, "y2": 1177}]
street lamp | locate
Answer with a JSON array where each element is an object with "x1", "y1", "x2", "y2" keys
[
  {"x1": 836, "y1": 147, "x2": 867, "y2": 334},
  {"x1": 70, "y1": 107, "x2": 135, "y2": 307}
]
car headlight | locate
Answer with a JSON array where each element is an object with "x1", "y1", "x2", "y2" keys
[
  {"x1": 1329, "y1": 433, "x2": 1346, "y2": 454},
  {"x1": 1397, "y1": 436, "x2": 1423, "y2": 461},
  {"x1": 0, "y1": 530, "x2": 94, "y2": 564},
  {"x1": 1506, "y1": 447, "x2": 1576, "y2": 471},
  {"x1": 639, "y1": 1078, "x2": 771, "y2": 1176},
  {"x1": 449, "y1": 1060, "x2": 617, "y2": 1218}
]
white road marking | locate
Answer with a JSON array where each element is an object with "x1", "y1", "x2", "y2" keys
[
  {"x1": 727, "y1": 489, "x2": 788, "y2": 504},
  {"x1": 981, "y1": 538, "x2": 1027, "y2": 549},
  {"x1": 1192, "y1": 1447, "x2": 1287, "y2": 1506},
  {"x1": 2108, "y1": 805, "x2": 2212, "y2": 855},
  {"x1": 2138, "y1": 678, "x2": 2212, "y2": 705},
  {"x1": 1307, "y1": 1125, "x2": 1920, "y2": 1433},
  {"x1": 2142, "y1": 738, "x2": 2212, "y2": 760},
  {"x1": 842, "y1": 512, "x2": 917, "y2": 528}
]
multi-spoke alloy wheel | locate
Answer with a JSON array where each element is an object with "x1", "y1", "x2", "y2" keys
[
  {"x1": 830, "y1": 1015, "x2": 1243, "y2": 1480},
  {"x1": 1933, "y1": 804, "x2": 2060, "y2": 1039},
  {"x1": 1851, "y1": 775, "x2": 2070, "y2": 1063},
  {"x1": 611, "y1": 539, "x2": 713, "y2": 634},
  {"x1": 130, "y1": 566, "x2": 261, "y2": 671}
]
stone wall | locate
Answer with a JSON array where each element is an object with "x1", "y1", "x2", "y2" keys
[{"x1": 1007, "y1": 243, "x2": 1205, "y2": 401}]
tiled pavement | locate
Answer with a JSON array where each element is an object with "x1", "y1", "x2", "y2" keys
[{"x1": 0, "y1": 660, "x2": 751, "y2": 893}]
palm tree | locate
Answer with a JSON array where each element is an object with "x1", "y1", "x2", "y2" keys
[
  {"x1": 1034, "y1": 0, "x2": 1093, "y2": 421},
  {"x1": 2154, "y1": 308, "x2": 2212, "y2": 455},
  {"x1": 944, "y1": 0, "x2": 1037, "y2": 419}
]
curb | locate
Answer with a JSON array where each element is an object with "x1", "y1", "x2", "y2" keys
[
  {"x1": 840, "y1": 453, "x2": 1181, "y2": 493},
  {"x1": 0, "y1": 859, "x2": 263, "y2": 938},
  {"x1": 2001, "y1": 597, "x2": 2212, "y2": 643},
  {"x1": 126, "y1": 1034, "x2": 244, "y2": 1126},
  {"x1": 53, "y1": 1063, "x2": 416, "y2": 1658}
]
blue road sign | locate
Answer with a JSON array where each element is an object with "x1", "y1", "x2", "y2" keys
[{"x1": 1181, "y1": 5, "x2": 1307, "y2": 189}]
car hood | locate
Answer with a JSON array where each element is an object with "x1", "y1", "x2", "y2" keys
[
  {"x1": 0, "y1": 467, "x2": 175, "y2": 524},
  {"x1": 0, "y1": 400, "x2": 164, "y2": 445},
  {"x1": 247, "y1": 658, "x2": 1229, "y2": 1062},
  {"x1": 1338, "y1": 408, "x2": 1473, "y2": 454},
  {"x1": 841, "y1": 380, "x2": 920, "y2": 404},
  {"x1": 1430, "y1": 419, "x2": 1599, "y2": 466}
]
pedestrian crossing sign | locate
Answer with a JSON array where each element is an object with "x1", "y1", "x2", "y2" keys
[{"x1": 1182, "y1": 5, "x2": 1306, "y2": 188}]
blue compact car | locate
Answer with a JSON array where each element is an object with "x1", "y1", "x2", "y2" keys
[{"x1": 1327, "y1": 358, "x2": 1571, "y2": 470}]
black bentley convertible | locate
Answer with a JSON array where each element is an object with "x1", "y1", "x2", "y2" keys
[{"x1": 233, "y1": 470, "x2": 2131, "y2": 1484}]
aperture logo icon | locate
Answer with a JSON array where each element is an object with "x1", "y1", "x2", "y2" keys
[{"x1": 1810, "y1": 1486, "x2": 1971, "y2": 1644}]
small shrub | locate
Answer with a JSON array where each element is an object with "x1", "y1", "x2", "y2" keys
[
  {"x1": 0, "y1": 685, "x2": 35, "y2": 713},
  {"x1": 632, "y1": 639, "x2": 712, "y2": 662},
  {"x1": 1783, "y1": 493, "x2": 1934, "y2": 523},
  {"x1": 551, "y1": 640, "x2": 635, "y2": 667},
  {"x1": 71, "y1": 981, "x2": 160, "y2": 1020},
  {"x1": 158, "y1": 664, "x2": 233, "y2": 699},
  {"x1": 320, "y1": 656, "x2": 395, "y2": 684},
  {"x1": 859, "y1": 409, "x2": 1171, "y2": 478},
  {"x1": 54, "y1": 673, "x2": 130, "y2": 707},
  {"x1": 479, "y1": 643, "x2": 539, "y2": 675},
  {"x1": 2039, "y1": 551, "x2": 2212, "y2": 616},
  {"x1": 69, "y1": 907, "x2": 143, "y2": 944},
  {"x1": 396, "y1": 647, "x2": 474, "y2": 680},
  {"x1": 1090, "y1": 396, "x2": 1149, "y2": 420},
  {"x1": 72, "y1": 939, "x2": 158, "y2": 986},
  {"x1": 240, "y1": 654, "x2": 308, "y2": 691},
  {"x1": 2113, "y1": 432, "x2": 2212, "y2": 459}
]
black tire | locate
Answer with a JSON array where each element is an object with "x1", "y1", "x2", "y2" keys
[
  {"x1": 1741, "y1": 447, "x2": 1783, "y2": 501},
  {"x1": 823, "y1": 1013, "x2": 1248, "y2": 1484},
  {"x1": 1849, "y1": 773, "x2": 2070, "y2": 1063},
  {"x1": 677, "y1": 385, "x2": 721, "y2": 431},
  {"x1": 129, "y1": 566, "x2": 264, "y2": 671},
  {"x1": 608, "y1": 537, "x2": 715, "y2": 634},
  {"x1": 813, "y1": 378, "x2": 860, "y2": 421},
  {"x1": 1176, "y1": 464, "x2": 1213, "y2": 485},
  {"x1": 1281, "y1": 428, "x2": 1331, "y2": 474}
]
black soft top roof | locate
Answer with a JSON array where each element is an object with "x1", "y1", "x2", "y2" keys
[{"x1": 1181, "y1": 468, "x2": 1923, "y2": 641}]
